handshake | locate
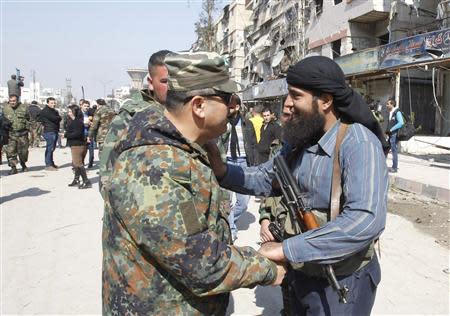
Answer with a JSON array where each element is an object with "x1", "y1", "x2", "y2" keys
[{"x1": 258, "y1": 241, "x2": 287, "y2": 286}]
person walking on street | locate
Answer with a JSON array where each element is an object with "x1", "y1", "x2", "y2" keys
[
  {"x1": 102, "y1": 52, "x2": 286, "y2": 315},
  {"x1": 257, "y1": 107, "x2": 282, "y2": 163},
  {"x1": 28, "y1": 101, "x2": 42, "y2": 147},
  {"x1": 80, "y1": 100, "x2": 95, "y2": 168},
  {"x1": 38, "y1": 97, "x2": 61, "y2": 171},
  {"x1": 386, "y1": 98, "x2": 404, "y2": 173},
  {"x1": 87, "y1": 99, "x2": 115, "y2": 158},
  {"x1": 3, "y1": 95, "x2": 30, "y2": 174},
  {"x1": 206, "y1": 56, "x2": 389, "y2": 316},
  {"x1": 218, "y1": 94, "x2": 257, "y2": 242},
  {"x1": 64, "y1": 105, "x2": 91, "y2": 189},
  {"x1": 0, "y1": 107, "x2": 12, "y2": 165}
]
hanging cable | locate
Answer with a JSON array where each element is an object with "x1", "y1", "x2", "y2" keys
[{"x1": 432, "y1": 67, "x2": 450, "y2": 122}]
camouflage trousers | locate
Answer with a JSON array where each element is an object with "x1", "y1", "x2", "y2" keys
[
  {"x1": 29, "y1": 122, "x2": 43, "y2": 147},
  {"x1": 6, "y1": 134, "x2": 29, "y2": 167},
  {"x1": 97, "y1": 142, "x2": 104, "y2": 159}
]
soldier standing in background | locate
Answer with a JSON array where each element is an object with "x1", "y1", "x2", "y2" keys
[
  {"x1": 102, "y1": 52, "x2": 286, "y2": 315},
  {"x1": 99, "y1": 49, "x2": 172, "y2": 197},
  {"x1": 87, "y1": 98, "x2": 115, "y2": 158},
  {"x1": 28, "y1": 101, "x2": 42, "y2": 147},
  {"x1": 7, "y1": 74, "x2": 24, "y2": 101},
  {"x1": 3, "y1": 94, "x2": 30, "y2": 174}
]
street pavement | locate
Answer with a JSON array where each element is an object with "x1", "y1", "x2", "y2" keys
[
  {"x1": 1, "y1": 147, "x2": 449, "y2": 315},
  {"x1": 386, "y1": 152, "x2": 450, "y2": 202}
]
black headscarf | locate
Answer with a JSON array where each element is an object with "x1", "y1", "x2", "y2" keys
[{"x1": 286, "y1": 56, "x2": 390, "y2": 153}]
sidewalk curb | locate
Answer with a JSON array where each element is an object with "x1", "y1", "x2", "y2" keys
[{"x1": 389, "y1": 174, "x2": 450, "y2": 203}]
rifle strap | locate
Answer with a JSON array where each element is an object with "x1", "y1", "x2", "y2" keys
[{"x1": 330, "y1": 122, "x2": 349, "y2": 221}]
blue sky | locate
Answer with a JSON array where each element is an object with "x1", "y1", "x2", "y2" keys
[{"x1": 1, "y1": 0, "x2": 228, "y2": 99}]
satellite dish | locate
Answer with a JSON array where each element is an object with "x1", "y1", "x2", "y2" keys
[{"x1": 271, "y1": 50, "x2": 285, "y2": 68}]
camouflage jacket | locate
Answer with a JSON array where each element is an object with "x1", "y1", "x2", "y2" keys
[
  {"x1": 98, "y1": 89, "x2": 162, "y2": 198},
  {"x1": 3, "y1": 103, "x2": 30, "y2": 133},
  {"x1": 102, "y1": 107, "x2": 277, "y2": 316},
  {"x1": 88, "y1": 105, "x2": 116, "y2": 143}
]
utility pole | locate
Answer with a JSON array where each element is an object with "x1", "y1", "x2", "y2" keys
[
  {"x1": 31, "y1": 69, "x2": 37, "y2": 100},
  {"x1": 99, "y1": 80, "x2": 113, "y2": 98}
]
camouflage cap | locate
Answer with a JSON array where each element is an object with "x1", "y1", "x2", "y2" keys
[{"x1": 165, "y1": 51, "x2": 241, "y2": 94}]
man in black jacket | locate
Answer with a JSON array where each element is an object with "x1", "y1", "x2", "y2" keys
[
  {"x1": 38, "y1": 97, "x2": 61, "y2": 171},
  {"x1": 257, "y1": 107, "x2": 281, "y2": 163},
  {"x1": 0, "y1": 109, "x2": 12, "y2": 165},
  {"x1": 218, "y1": 95, "x2": 257, "y2": 241}
]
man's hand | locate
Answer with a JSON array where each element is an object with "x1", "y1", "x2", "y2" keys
[
  {"x1": 87, "y1": 137, "x2": 92, "y2": 143},
  {"x1": 272, "y1": 263, "x2": 287, "y2": 286},
  {"x1": 258, "y1": 241, "x2": 286, "y2": 263},
  {"x1": 203, "y1": 140, "x2": 227, "y2": 180},
  {"x1": 260, "y1": 219, "x2": 275, "y2": 243}
]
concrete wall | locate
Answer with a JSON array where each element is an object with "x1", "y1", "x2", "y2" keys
[
  {"x1": 401, "y1": 136, "x2": 450, "y2": 154},
  {"x1": 306, "y1": 0, "x2": 390, "y2": 51},
  {"x1": 389, "y1": 0, "x2": 440, "y2": 41}
]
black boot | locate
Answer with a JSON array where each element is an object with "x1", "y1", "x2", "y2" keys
[
  {"x1": 68, "y1": 167, "x2": 81, "y2": 187},
  {"x1": 9, "y1": 166, "x2": 18, "y2": 175},
  {"x1": 78, "y1": 167, "x2": 92, "y2": 189},
  {"x1": 20, "y1": 161, "x2": 28, "y2": 172}
]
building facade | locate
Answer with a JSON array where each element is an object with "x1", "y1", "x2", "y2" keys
[{"x1": 213, "y1": 0, "x2": 450, "y2": 137}]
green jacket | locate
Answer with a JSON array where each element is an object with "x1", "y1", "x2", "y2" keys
[
  {"x1": 102, "y1": 106, "x2": 277, "y2": 316},
  {"x1": 3, "y1": 103, "x2": 30, "y2": 133},
  {"x1": 98, "y1": 89, "x2": 162, "y2": 198},
  {"x1": 87, "y1": 105, "x2": 116, "y2": 143}
]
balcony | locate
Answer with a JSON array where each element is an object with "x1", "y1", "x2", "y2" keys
[{"x1": 347, "y1": 0, "x2": 390, "y2": 23}]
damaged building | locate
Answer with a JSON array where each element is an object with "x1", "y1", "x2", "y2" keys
[{"x1": 212, "y1": 0, "x2": 449, "y2": 146}]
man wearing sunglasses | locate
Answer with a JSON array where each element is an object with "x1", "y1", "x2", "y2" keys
[{"x1": 102, "y1": 52, "x2": 286, "y2": 315}]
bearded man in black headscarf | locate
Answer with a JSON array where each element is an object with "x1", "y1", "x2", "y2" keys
[{"x1": 205, "y1": 56, "x2": 388, "y2": 316}]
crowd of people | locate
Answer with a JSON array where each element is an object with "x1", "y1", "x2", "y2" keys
[
  {"x1": 0, "y1": 90, "x2": 116, "y2": 189},
  {"x1": 3, "y1": 49, "x2": 403, "y2": 315}
]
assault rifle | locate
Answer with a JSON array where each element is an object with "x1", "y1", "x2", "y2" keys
[{"x1": 270, "y1": 154, "x2": 349, "y2": 304}]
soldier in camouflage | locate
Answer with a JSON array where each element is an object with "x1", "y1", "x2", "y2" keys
[
  {"x1": 87, "y1": 98, "x2": 116, "y2": 157},
  {"x1": 102, "y1": 52, "x2": 286, "y2": 315},
  {"x1": 3, "y1": 94, "x2": 30, "y2": 174},
  {"x1": 98, "y1": 49, "x2": 172, "y2": 198},
  {"x1": 28, "y1": 101, "x2": 42, "y2": 147}
]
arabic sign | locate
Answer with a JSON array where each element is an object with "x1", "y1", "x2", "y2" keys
[
  {"x1": 335, "y1": 28, "x2": 450, "y2": 75},
  {"x1": 378, "y1": 34, "x2": 426, "y2": 69},
  {"x1": 335, "y1": 48, "x2": 379, "y2": 75},
  {"x1": 424, "y1": 29, "x2": 450, "y2": 58}
]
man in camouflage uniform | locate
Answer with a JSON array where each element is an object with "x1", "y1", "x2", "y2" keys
[
  {"x1": 102, "y1": 52, "x2": 286, "y2": 315},
  {"x1": 3, "y1": 94, "x2": 30, "y2": 174},
  {"x1": 28, "y1": 101, "x2": 42, "y2": 147},
  {"x1": 87, "y1": 98, "x2": 116, "y2": 157},
  {"x1": 98, "y1": 49, "x2": 171, "y2": 197},
  {"x1": 258, "y1": 102, "x2": 295, "y2": 316}
]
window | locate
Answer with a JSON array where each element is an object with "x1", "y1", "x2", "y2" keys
[
  {"x1": 334, "y1": 0, "x2": 342, "y2": 4},
  {"x1": 332, "y1": 39, "x2": 341, "y2": 59},
  {"x1": 378, "y1": 33, "x2": 389, "y2": 45},
  {"x1": 315, "y1": 0, "x2": 323, "y2": 15}
]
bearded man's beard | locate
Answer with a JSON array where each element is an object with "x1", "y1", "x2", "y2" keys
[{"x1": 283, "y1": 99, "x2": 326, "y2": 150}]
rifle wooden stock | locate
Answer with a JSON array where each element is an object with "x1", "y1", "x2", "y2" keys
[{"x1": 301, "y1": 210, "x2": 319, "y2": 230}]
